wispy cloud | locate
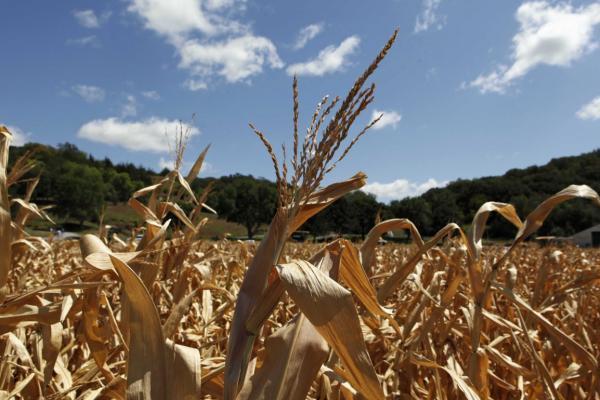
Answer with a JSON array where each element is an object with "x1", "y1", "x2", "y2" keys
[
  {"x1": 414, "y1": 0, "x2": 446, "y2": 33},
  {"x1": 363, "y1": 178, "x2": 447, "y2": 202},
  {"x1": 66, "y1": 35, "x2": 99, "y2": 47},
  {"x1": 141, "y1": 90, "x2": 160, "y2": 100},
  {"x1": 77, "y1": 117, "x2": 199, "y2": 152},
  {"x1": 184, "y1": 79, "x2": 208, "y2": 91},
  {"x1": 121, "y1": 95, "x2": 138, "y2": 118},
  {"x1": 72, "y1": 84, "x2": 105, "y2": 103},
  {"x1": 73, "y1": 9, "x2": 110, "y2": 28},
  {"x1": 286, "y1": 35, "x2": 360, "y2": 77},
  {"x1": 370, "y1": 109, "x2": 402, "y2": 130},
  {"x1": 127, "y1": 0, "x2": 282, "y2": 88},
  {"x1": 293, "y1": 23, "x2": 324, "y2": 50},
  {"x1": 467, "y1": 1, "x2": 600, "y2": 94},
  {"x1": 576, "y1": 96, "x2": 600, "y2": 120}
]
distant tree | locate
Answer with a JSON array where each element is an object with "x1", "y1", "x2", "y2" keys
[
  {"x1": 424, "y1": 189, "x2": 464, "y2": 233},
  {"x1": 389, "y1": 197, "x2": 433, "y2": 234},
  {"x1": 346, "y1": 191, "x2": 379, "y2": 239},
  {"x1": 110, "y1": 172, "x2": 135, "y2": 203},
  {"x1": 57, "y1": 143, "x2": 88, "y2": 164},
  {"x1": 302, "y1": 196, "x2": 351, "y2": 236},
  {"x1": 114, "y1": 162, "x2": 155, "y2": 186},
  {"x1": 54, "y1": 162, "x2": 105, "y2": 226},
  {"x1": 211, "y1": 175, "x2": 277, "y2": 238}
]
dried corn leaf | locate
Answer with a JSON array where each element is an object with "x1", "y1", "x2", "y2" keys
[
  {"x1": 289, "y1": 173, "x2": 367, "y2": 232},
  {"x1": 174, "y1": 170, "x2": 197, "y2": 204},
  {"x1": 238, "y1": 245, "x2": 338, "y2": 400},
  {"x1": 360, "y1": 218, "x2": 423, "y2": 274},
  {"x1": 237, "y1": 314, "x2": 329, "y2": 400},
  {"x1": 276, "y1": 260, "x2": 384, "y2": 400},
  {"x1": 109, "y1": 255, "x2": 167, "y2": 400},
  {"x1": 131, "y1": 177, "x2": 169, "y2": 199},
  {"x1": 498, "y1": 284, "x2": 597, "y2": 371},
  {"x1": 468, "y1": 202, "x2": 522, "y2": 261},
  {"x1": 0, "y1": 304, "x2": 61, "y2": 328},
  {"x1": 337, "y1": 239, "x2": 392, "y2": 317},
  {"x1": 5, "y1": 148, "x2": 36, "y2": 188},
  {"x1": 185, "y1": 144, "x2": 210, "y2": 184},
  {"x1": 411, "y1": 354, "x2": 481, "y2": 400},
  {"x1": 378, "y1": 223, "x2": 468, "y2": 302},
  {"x1": 158, "y1": 202, "x2": 196, "y2": 231},
  {"x1": 164, "y1": 340, "x2": 202, "y2": 400},
  {"x1": 128, "y1": 198, "x2": 159, "y2": 223},
  {"x1": 41, "y1": 322, "x2": 62, "y2": 387},
  {"x1": 163, "y1": 289, "x2": 198, "y2": 339},
  {"x1": 519, "y1": 185, "x2": 600, "y2": 241}
]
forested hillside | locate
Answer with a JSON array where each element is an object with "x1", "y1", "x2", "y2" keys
[
  {"x1": 9, "y1": 142, "x2": 600, "y2": 238},
  {"x1": 390, "y1": 150, "x2": 600, "y2": 237}
]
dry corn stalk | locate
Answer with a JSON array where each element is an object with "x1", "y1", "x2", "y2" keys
[{"x1": 224, "y1": 29, "x2": 398, "y2": 399}]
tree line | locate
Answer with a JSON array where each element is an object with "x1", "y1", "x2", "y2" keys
[
  {"x1": 9, "y1": 142, "x2": 600, "y2": 239},
  {"x1": 196, "y1": 149, "x2": 600, "y2": 239},
  {"x1": 9, "y1": 143, "x2": 153, "y2": 225}
]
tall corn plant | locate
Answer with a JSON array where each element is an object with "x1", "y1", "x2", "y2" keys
[
  {"x1": 0, "y1": 127, "x2": 12, "y2": 298},
  {"x1": 0, "y1": 127, "x2": 48, "y2": 299},
  {"x1": 224, "y1": 29, "x2": 398, "y2": 399},
  {"x1": 80, "y1": 125, "x2": 215, "y2": 400}
]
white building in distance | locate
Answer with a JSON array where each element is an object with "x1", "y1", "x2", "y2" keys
[{"x1": 569, "y1": 224, "x2": 600, "y2": 247}]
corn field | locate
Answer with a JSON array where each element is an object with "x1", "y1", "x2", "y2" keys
[{"x1": 1, "y1": 30, "x2": 600, "y2": 399}]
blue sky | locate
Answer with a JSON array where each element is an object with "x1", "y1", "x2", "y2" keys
[{"x1": 1, "y1": 0, "x2": 599, "y2": 201}]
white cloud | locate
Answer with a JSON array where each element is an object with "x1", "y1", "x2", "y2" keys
[
  {"x1": 121, "y1": 95, "x2": 138, "y2": 118},
  {"x1": 142, "y1": 90, "x2": 160, "y2": 100},
  {"x1": 363, "y1": 178, "x2": 447, "y2": 202},
  {"x1": 179, "y1": 35, "x2": 283, "y2": 83},
  {"x1": 158, "y1": 157, "x2": 175, "y2": 170},
  {"x1": 66, "y1": 35, "x2": 99, "y2": 47},
  {"x1": 468, "y1": 1, "x2": 600, "y2": 94},
  {"x1": 293, "y1": 23, "x2": 324, "y2": 50},
  {"x1": 72, "y1": 85, "x2": 105, "y2": 103},
  {"x1": 184, "y1": 79, "x2": 208, "y2": 91},
  {"x1": 1, "y1": 124, "x2": 30, "y2": 146},
  {"x1": 73, "y1": 10, "x2": 99, "y2": 28},
  {"x1": 127, "y1": 0, "x2": 281, "y2": 87},
  {"x1": 415, "y1": 0, "x2": 446, "y2": 33},
  {"x1": 205, "y1": 0, "x2": 239, "y2": 11},
  {"x1": 128, "y1": 0, "x2": 227, "y2": 39},
  {"x1": 370, "y1": 109, "x2": 402, "y2": 130},
  {"x1": 73, "y1": 10, "x2": 110, "y2": 28},
  {"x1": 286, "y1": 36, "x2": 360, "y2": 77},
  {"x1": 576, "y1": 96, "x2": 600, "y2": 120},
  {"x1": 77, "y1": 117, "x2": 199, "y2": 152}
]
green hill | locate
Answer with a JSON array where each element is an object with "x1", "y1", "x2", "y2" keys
[
  {"x1": 388, "y1": 149, "x2": 600, "y2": 237},
  {"x1": 8, "y1": 142, "x2": 600, "y2": 239}
]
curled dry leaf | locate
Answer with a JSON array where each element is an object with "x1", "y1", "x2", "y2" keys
[
  {"x1": 276, "y1": 260, "x2": 384, "y2": 400},
  {"x1": 237, "y1": 314, "x2": 329, "y2": 400},
  {"x1": 360, "y1": 218, "x2": 424, "y2": 275}
]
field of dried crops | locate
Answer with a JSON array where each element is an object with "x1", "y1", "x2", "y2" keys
[
  {"x1": 2, "y1": 216, "x2": 600, "y2": 399},
  {"x1": 2, "y1": 30, "x2": 600, "y2": 399}
]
